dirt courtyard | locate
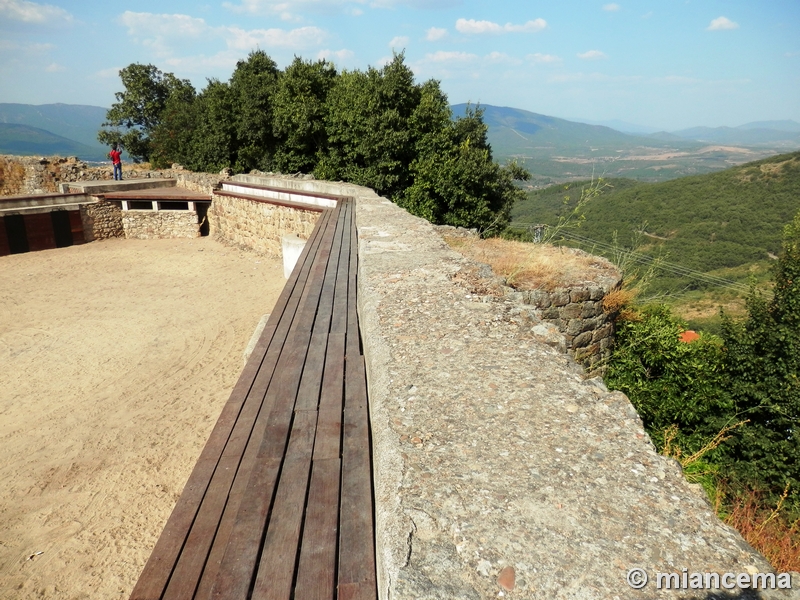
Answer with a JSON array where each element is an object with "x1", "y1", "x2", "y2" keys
[{"x1": 0, "y1": 238, "x2": 286, "y2": 599}]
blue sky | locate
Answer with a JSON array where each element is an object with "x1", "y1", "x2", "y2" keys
[{"x1": 0, "y1": 0, "x2": 798, "y2": 130}]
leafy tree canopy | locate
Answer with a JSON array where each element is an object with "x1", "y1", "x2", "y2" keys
[
  {"x1": 100, "y1": 52, "x2": 529, "y2": 230},
  {"x1": 98, "y1": 63, "x2": 195, "y2": 162}
]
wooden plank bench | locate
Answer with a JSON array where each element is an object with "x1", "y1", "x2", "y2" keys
[{"x1": 130, "y1": 197, "x2": 377, "y2": 600}]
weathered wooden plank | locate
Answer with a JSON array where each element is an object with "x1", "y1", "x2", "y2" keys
[
  {"x1": 23, "y1": 212, "x2": 56, "y2": 251},
  {"x1": 206, "y1": 205, "x2": 344, "y2": 599},
  {"x1": 346, "y1": 198, "x2": 361, "y2": 360},
  {"x1": 313, "y1": 332, "x2": 345, "y2": 462},
  {"x1": 0, "y1": 218, "x2": 10, "y2": 257},
  {"x1": 130, "y1": 210, "x2": 331, "y2": 600},
  {"x1": 293, "y1": 203, "x2": 347, "y2": 412},
  {"x1": 249, "y1": 410, "x2": 317, "y2": 600},
  {"x1": 157, "y1": 212, "x2": 336, "y2": 600},
  {"x1": 68, "y1": 210, "x2": 86, "y2": 245},
  {"x1": 338, "y1": 356, "x2": 377, "y2": 599},
  {"x1": 293, "y1": 458, "x2": 341, "y2": 600},
  {"x1": 330, "y1": 201, "x2": 352, "y2": 335}
]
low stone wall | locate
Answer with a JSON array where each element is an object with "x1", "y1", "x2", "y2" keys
[
  {"x1": 507, "y1": 285, "x2": 620, "y2": 369},
  {"x1": 208, "y1": 191, "x2": 320, "y2": 257},
  {"x1": 80, "y1": 200, "x2": 123, "y2": 241},
  {"x1": 121, "y1": 210, "x2": 200, "y2": 240},
  {"x1": 0, "y1": 155, "x2": 98, "y2": 195}
]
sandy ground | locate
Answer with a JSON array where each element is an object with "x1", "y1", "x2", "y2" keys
[{"x1": 0, "y1": 238, "x2": 285, "y2": 599}]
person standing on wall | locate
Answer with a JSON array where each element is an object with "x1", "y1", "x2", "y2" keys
[{"x1": 109, "y1": 143, "x2": 123, "y2": 180}]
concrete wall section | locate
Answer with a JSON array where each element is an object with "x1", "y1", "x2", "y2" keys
[
  {"x1": 121, "y1": 210, "x2": 200, "y2": 239},
  {"x1": 352, "y1": 189, "x2": 788, "y2": 599},
  {"x1": 208, "y1": 191, "x2": 320, "y2": 257}
]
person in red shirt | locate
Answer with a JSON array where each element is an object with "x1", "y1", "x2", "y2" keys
[{"x1": 109, "y1": 143, "x2": 123, "y2": 180}]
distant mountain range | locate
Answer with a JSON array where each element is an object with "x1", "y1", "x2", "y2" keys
[
  {"x1": 0, "y1": 103, "x2": 108, "y2": 161},
  {"x1": 0, "y1": 123, "x2": 103, "y2": 158},
  {"x1": 451, "y1": 104, "x2": 800, "y2": 182}
]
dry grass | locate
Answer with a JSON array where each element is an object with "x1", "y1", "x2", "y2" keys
[
  {"x1": 723, "y1": 487, "x2": 800, "y2": 572},
  {"x1": 444, "y1": 236, "x2": 618, "y2": 292}
]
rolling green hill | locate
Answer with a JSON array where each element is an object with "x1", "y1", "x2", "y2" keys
[
  {"x1": 0, "y1": 123, "x2": 105, "y2": 160},
  {"x1": 509, "y1": 151, "x2": 800, "y2": 303}
]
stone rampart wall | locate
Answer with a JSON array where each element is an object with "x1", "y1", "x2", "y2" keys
[
  {"x1": 80, "y1": 200, "x2": 123, "y2": 241},
  {"x1": 122, "y1": 210, "x2": 200, "y2": 240},
  {"x1": 347, "y1": 186, "x2": 789, "y2": 600},
  {"x1": 208, "y1": 192, "x2": 320, "y2": 257}
]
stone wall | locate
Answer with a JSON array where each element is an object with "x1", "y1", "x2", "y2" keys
[
  {"x1": 122, "y1": 210, "x2": 200, "y2": 240},
  {"x1": 0, "y1": 155, "x2": 100, "y2": 195},
  {"x1": 506, "y1": 285, "x2": 620, "y2": 369},
  {"x1": 80, "y1": 200, "x2": 123, "y2": 241},
  {"x1": 208, "y1": 192, "x2": 320, "y2": 257}
]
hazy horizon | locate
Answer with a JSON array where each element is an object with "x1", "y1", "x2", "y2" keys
[{"x1": 0, "y1": 1, "x2": 798, "y2": 132}]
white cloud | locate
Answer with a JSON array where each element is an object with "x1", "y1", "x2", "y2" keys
[
  {"x1": 0, "y1": 0, "x2": 72, "y2": 24},
  {"x1": 119, "y1": 12, "x2": 327, "y2": 57},
  {"x1": 426, "y1": 26, "x2": 447, "y2": 41},
  {"x1": 44, "y1": 61, "x2": 64, "y2": 72},
  {"x1": 603, "y1": 3, "x2": 620, "y2": 11},
  {"x1": 119, "y1": 11, "x2": 210, "y2": 38},
  {"x1": 225, "y1": 26, "x2": 327, "y2": 50},
  {"x1": 455, "y1": 18, "x2": 546, "y2": 34},
  {"x1": 94, "y1": 67, "x2": 123, "y2": 79},
  {"x1": 223, "y1": 0, "x2": 365, "y2": 20},
  {"x1": 424, "y1": 50, "x2": 478, "y2": 62},
  {"x1": 707, "y1": 16, "x2": 739, "y2": 31},
  {"x1": 549, "y1": 72, "x2": 640, "y2": 83},
  {"x1": 0, "y1": 40, "x2": 53, "y2": 53},
  {"x1": 577, "y1": 50, "x2": 607, "y2": 59},
  {"x1": 528, "y1": 52, "x2": 561, "y2": 64},
  {"x1": 370, "y1": 0, "x2": 462, "y2": 8},
  {"x1": 389, "y1": 36, "x2": 409, "y2": 48},
  {"x1": 485, "y1": 51, "x2": 518, "y2": 64},
  {"x1": 317, "y1": 48, "x2": 354, "y2": 62}
]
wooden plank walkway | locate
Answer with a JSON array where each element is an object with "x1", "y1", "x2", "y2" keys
[{"x1": 130, "y1": 198, "x2": 377, "y2": 600}]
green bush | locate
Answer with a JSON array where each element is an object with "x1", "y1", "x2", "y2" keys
[
  {"x1": 721, "y1": 212, "x2": 800, "y2": 505},
  {"x1": 605, "y1": 304, "x2": 733, "y2": 455}
]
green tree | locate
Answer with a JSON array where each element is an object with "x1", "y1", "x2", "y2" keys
[
  {"x1": 399, "y1": 103, "x2": 529, "y2": 233},
  {"x1": 721, "y1": 211, "x2": 800, "y2": 501},
  {"x1": 98, "y1": 63, "x2": 195, "y2": 162},
  {"x1": 272, "y1": 57, "x2": 337, "y2": 174},
  {"x1": 182, "y1": 79, "x2": 237, "y2": 172},
  {"x1": 228, "y1": 50, "x2": 280, "y2": 173},
  {"x1": 316, "y1": 53, "x2": 419, "y2": 199},
  {"x1": 149, "y1": 92, "x2": 197, "y2": 169}
]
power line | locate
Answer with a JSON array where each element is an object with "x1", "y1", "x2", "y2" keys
[{"x1": 507, "y1": 223, "x2": 752, "y2": 293}]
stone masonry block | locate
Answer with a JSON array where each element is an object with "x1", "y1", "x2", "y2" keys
[
  {"x1": 560, "y1": 304, "x2": 582, "y2": 320},
  {"x1": 570, "y1": 289, "x2": 591, "y2": 303},
  {"x1": 551, "y1": 291, "x2": 570, "y2": 307}
]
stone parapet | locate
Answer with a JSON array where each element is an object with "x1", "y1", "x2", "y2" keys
[
  {"x1": 351, "y1": 188, "x2": 791, "y2": 599},
  {"x1": 0, "y1": 155, "x2": 98, "y2": 196}
]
